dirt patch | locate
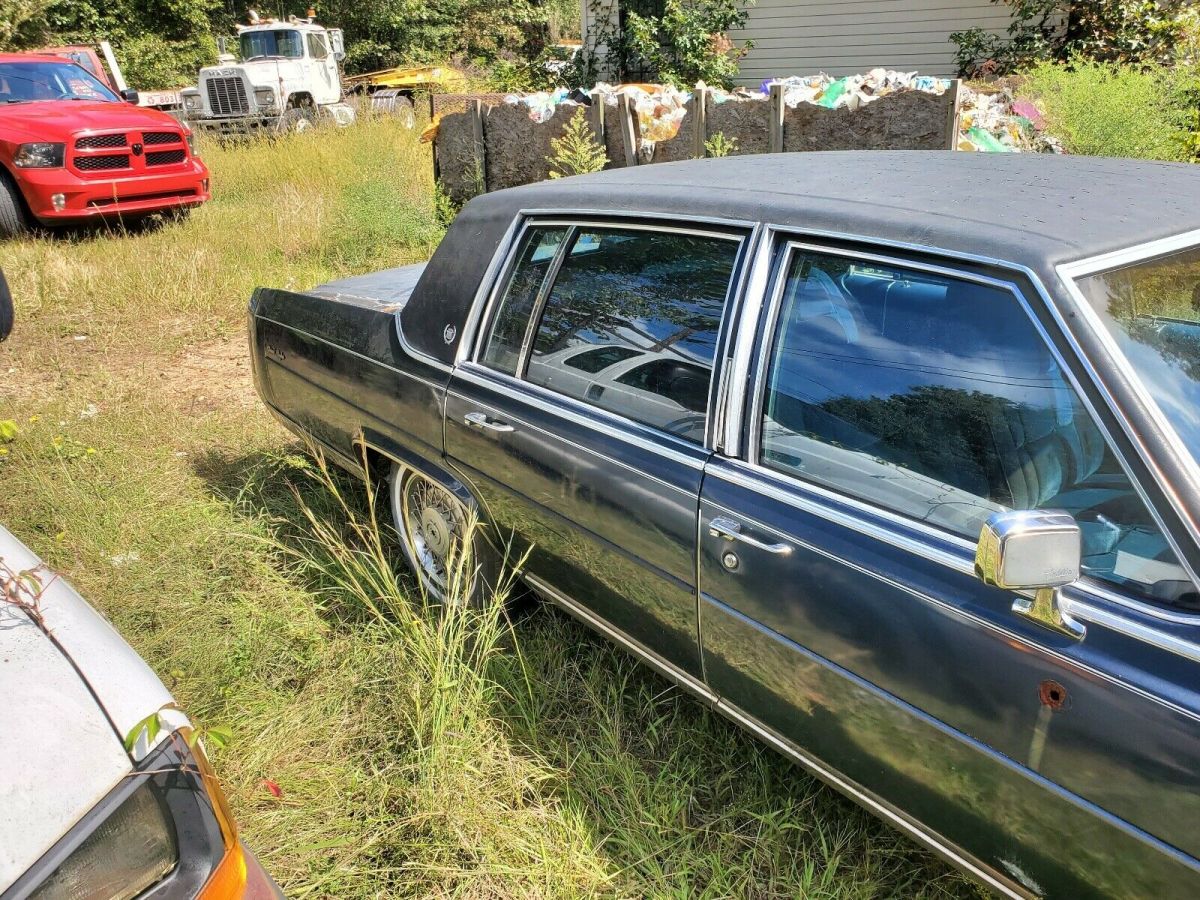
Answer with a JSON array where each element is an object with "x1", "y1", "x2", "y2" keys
[{"x1": 155, "y1": 332, "x2": 257, "y2": 415}]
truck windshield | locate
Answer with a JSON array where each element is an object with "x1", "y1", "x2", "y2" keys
[
  {"x1": 240, "y1": 30, "x2": 304, "y2": 60},
  {"x1": 0, "y1": 60, "x2": 118, "y2": 103},
  {"x1": 1074, "y1": 243, "x2": 1200, "y2": 460}
]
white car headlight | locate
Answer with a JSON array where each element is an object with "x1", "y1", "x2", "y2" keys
[
  {"x1": 184, "y1": 94, "x2": 202, "y2": 111},
  {"x1": 29, "y1": 781, "x2": 177, "y2": 899},
  {"x1": 255, "y1": 88, "x2": 275, "y2": 107}
]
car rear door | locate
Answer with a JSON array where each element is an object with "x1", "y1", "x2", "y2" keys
[
  {"x1": 444, "y1": 217, "x2": 751, "y2": 681},
  {"x1": 698, "y1": 237, "x2": 1200, "y2": 898}
]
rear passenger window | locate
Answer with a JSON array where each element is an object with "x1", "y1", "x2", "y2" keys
[
  {"x1": 480, "y1": 227, "x2": 569, "y2": 374},
  {"x1": 524, "y1": 227, "x2": 740, "y2": 442},
  {"x1": 759, "y1": 248, "x2": 1196, "y2": 610}
]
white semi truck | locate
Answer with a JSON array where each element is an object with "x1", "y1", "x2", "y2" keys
[{"x1": 181, "y1": 15, "x2": 355, "y2": 136}]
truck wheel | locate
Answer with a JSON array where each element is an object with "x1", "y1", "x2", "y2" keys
[
  {"x1": 277, "y1": 106, "x2": 315, "y2": 134},
  {"x1": 393, "y1": 97, "x2": 416, "y2": 129},
  {"x1": 0, "y1": 176, "x2": 29, "y2": 240},
  {"x1": 389, "y1": 463, "x2": 506, "y2": 608}
]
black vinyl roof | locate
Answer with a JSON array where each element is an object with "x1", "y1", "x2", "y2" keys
[
  {"x1": 404, "y1": 151, "x2": 1200, "y2": 365},
  {"x1": 485, "y1": 151, "x2": 1200, "y2": 268}
]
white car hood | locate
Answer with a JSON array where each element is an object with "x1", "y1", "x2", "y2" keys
[{"x1": 0, "y1": 527, "x2": 174, "y2": 893}]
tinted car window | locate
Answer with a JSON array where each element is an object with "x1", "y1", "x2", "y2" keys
[
  {"x1": 525, "y1": 227, "x2": 739, "y2": 441},
  {"x1": 564, "y1": 346, "x2": 643, "y2": 373},
  {"x1": 760, "y1": 249, "x2": 1196, "y2": 610},
  {"x1": 480, "y1": 227, "x2": 569, "y2": 374}
]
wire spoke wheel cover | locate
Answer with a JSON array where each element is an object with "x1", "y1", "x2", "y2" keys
[{"x1": 393, "y1": 469, "x2": 469, "y2": 602}]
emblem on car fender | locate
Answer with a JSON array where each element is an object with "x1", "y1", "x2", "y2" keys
[{"x1": 443, "y1": 325, "x2": 457, "y2": 344}]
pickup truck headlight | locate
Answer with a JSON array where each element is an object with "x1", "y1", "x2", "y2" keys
[
  {"x1": 13, "y1": 143, "x2": 65, "y2": 168},
  {"x1": 21, "y1": 733, "x2": 246, "y2": 899},
  {"x1": 255, "y1": 88, "x2": 275, "y2": 108}
]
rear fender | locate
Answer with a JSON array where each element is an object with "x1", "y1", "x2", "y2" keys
[{"x1": 354, "y1": 429, "x2": 478, "y2": 513}]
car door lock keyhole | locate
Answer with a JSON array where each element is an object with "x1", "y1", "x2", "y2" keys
[{"x1": 721, "y1": 550, "x2": 739, "y2": 571}]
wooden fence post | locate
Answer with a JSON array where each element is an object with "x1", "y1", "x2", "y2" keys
[
  {"x1": 943, "y1": 79, "x2": 963, "y2": 151},
  {"x1": 692, "y1": 87, "x2": 709, "y2": 158},
  {"x1": 470, "y1": 98, "x2": 487, "y2": 193},
  {"x1": 618, "y1": 93, "x2": 639, "y2": 167},
  {"x1": 768, "y1": 83, "x2": 785, "y2": 154},
  {"x1": 590, "y1": 100, "x2": 607, "y2": 167}
]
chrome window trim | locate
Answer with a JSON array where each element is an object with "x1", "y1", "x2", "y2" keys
[
  {"x1": 456, "y1": 213, "x2": 535, "y2": 369},
  {"x1": 530, "y1": 572, "x2": 1032, "y2": 898},
  {"x1": 1055, "y1": 228, "x2": 1200, "y2": 554},
  {"x1": 453, "y1": 362, "x2": 708, "y2": 471},
  {"x1": 462, "y1": 213, "x2": 752, "y2": 450},
  {"x1": 724, "y1": 237, "x2": 1200, "y2": 633}
]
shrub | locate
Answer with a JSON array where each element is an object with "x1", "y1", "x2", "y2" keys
[
  {"x1": 953, "y1": 0, "x2": 1193, "y2": 77},
  {"x1": 580, "y1": 0, "x2": 754, "y2": 89},
  {"x1": 1021, "y1": 58, "x2": 1190, "y2": 160},
  {"x1": 547, "y1": 107, "x2": 608, "y2": 178}
]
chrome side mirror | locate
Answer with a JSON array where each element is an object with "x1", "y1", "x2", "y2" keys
[{"x1": 975, "y1": 510, "x2": 1085, "y2": 640}]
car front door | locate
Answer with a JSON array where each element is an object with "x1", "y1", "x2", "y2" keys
[
  {"x1": 698, "y1": 239, "x2": 1200, "y2": 898},
  {"x1": 445, "y1": 219, "x2": 749, "y2": 681}
]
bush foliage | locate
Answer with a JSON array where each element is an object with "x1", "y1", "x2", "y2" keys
[
  {"x1": 952, "y1": 0, "x2": 1194, "y2": 76},
  {"x1": 1021, "y1": 57, "x2": 1195, "y2": 161}
]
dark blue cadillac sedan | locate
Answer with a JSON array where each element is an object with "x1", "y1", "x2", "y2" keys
[{"x1": 249, "y1": 152, "x2": 1200, "y2": 898}]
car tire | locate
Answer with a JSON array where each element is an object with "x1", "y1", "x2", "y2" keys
[
  {"x1": 277, "y1": 106, "x2": 315, "y2": 134},
  {"x1": 389, "y1": 463, "x2": 507, "y2": 608},
  {"x1": 0, "y1": 176, "x2": 29, "y2": 240},
  {"x1": 0, "y1": 267, "x2": 12, "y2": 342}
]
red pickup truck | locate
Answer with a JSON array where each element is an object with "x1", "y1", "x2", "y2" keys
[{"x1": 0, "y1": 54, "x2": 210, "y2": 237}]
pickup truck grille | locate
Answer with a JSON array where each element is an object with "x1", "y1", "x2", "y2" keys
[
  {"x1": 142, "y1": 131, "x2": 183, "y2": 146},
  {"x1": 76, "y1": 133, "x2": 127, "y2": 150},
  {"x1": 146, "y1": 149, "x2": 186, "y2": 166},
  {"x1": 75, "y1": 155, "x2": 130, "y2": 172},
  {"x1": 205, "y1": 77, "x2": 249, "y2": 116}
]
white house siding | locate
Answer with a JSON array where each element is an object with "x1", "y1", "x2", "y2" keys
[{"x1": 729, "y1": 0, "x2": 1014, "y2": 83}]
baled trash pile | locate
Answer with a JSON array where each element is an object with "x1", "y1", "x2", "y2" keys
[{"x1": 501, "y1": 70, "x2": 1059, "y2": 155}]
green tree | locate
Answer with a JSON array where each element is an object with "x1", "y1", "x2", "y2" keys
[
  {"x1": 952, "y1": 0, "x2": 1194, "y2": 76},
  {"x1": 546, "y1": 108, "x2": 608, "y2": 179}
]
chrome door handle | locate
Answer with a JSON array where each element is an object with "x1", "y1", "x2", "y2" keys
[
  {"x1": 463, "y1": 411, "x2": 514, "y2": 433},
  {"x1": 708, "y1": 516, "x2": 792, "y2": 555}
]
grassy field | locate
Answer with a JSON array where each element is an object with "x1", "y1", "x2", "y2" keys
[{"x1": 0, "y1": 121, "x2": 983, "y2": 898}]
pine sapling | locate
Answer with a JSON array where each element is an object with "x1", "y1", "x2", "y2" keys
[{"x1": 547, "y1": 108, "x2": 609, "y2": 179}]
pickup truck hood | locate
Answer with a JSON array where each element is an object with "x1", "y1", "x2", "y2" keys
[
  {"x1": 0, "y1": 100, "x2": 181, "y2": 142},
  {"x1": 0, "y1": 526, "x2": 174, "y2": 893}
]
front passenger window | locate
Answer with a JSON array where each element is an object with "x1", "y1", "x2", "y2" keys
[{"x1": 758, "y1": 248, "x2": 1196, "y2": 610}]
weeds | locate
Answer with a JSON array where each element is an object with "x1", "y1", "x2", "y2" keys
[{"x1": 1021, "y1": 58, "x2": 1193, "y2": 160}]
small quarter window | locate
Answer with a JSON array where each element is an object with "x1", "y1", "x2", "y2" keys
[
  {"x1": 759, "y1": 248, "x2": 1196, "y2": 610},
  {"x1": 480, "y1": 227, "x2": 569, "y2": 375},
  {"x1": 524, "y1": 227, "x2": 739, "y2": 442},
  {"x1": 306, "y1": 33, "x2": 329, "y2": 59}
]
